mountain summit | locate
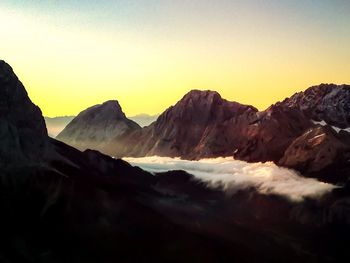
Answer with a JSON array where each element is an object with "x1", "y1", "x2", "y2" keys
[
  {"x1": 283, "y1": 83, "x2": 350, "y2": 128},
  {"x1": 121, "y1": 89, "x2": 258, "y2": 158},
  {"x1": 57, "y1": 100, "x2": 140, "y2": 153}
]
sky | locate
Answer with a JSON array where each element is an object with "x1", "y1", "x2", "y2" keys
[{"x1": 1, "y1": 0, "x2": 350, "y2": 117}]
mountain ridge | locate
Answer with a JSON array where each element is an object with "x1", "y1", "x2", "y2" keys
[
  {"x1": 56, "y1": 83, "x2": 350, "y2": 182},
  {"x1": 1, "y1": 60, "x2": 350, "y2": 262}
]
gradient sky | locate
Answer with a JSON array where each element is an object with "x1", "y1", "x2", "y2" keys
[{"x1": 1, "y1": 0, "x2": 349, "y2": 117}]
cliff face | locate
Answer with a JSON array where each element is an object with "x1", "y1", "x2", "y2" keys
[
  {"x1": 57, "y1": 100, "x2": 141, "y2": 155},
  {"x1": 283, "y1": 84, "x2": 350, "y2": 128},
  {"x1": 279, "y1": 125, "x2": 350, "y2": 183},
  {"x1": 120, "y1": 90, "x2": 258, "y2": 158},
  {"x1": 0, "y1": 61, "x2": 48, "y2": 165},
  {"x1": 120, "y1": 90, "x2": 313, "y2": 162}
]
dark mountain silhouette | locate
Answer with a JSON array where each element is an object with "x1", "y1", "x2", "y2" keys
[
  {"x1": 1, "y1": 60, "x2": 350, "y2": 262},
  {"x1": 57, "y1": 100, "x2": 141, "y2": 154},
  {"x1": 0, "y1": 61, "x2": 49, "y2": 164}
]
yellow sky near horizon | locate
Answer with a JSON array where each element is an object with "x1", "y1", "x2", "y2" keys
[{"x1": 1, "y1": 1, "x2": 350, "y2": 117}]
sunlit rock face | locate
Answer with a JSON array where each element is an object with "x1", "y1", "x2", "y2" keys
[
  {"x1": 120, "y1": 89, "x2": 313, "y2": 163},
  {"x1": 119, "y1": 90, "x2": 259, "y2": 158},
  {"x1": 0, "y1": 60, "x2": 48, "y2": 165},
  {"x1": 279, "y1": 125, "x2": 350, "y2": 183},
  {"x1": 283, "y1": 84, "x2": 350, "y2": 128},
  {"x1": 234, "y1": 102, "x2": 313, "y2": 163},
  {"x1": 57, "y1": 100, "x2": 141, "y2": 154}
]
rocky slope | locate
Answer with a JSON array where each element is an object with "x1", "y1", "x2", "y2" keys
[
  {"x1": 119, "y1": 85, "x2": 350, "y2": 181},
  {"x1": 283, "y1": 83, "x2": 350, "y2": 128},
  {"x1": 120, "y1": 90, "x2": 259, "y2": 158},
  {"x1": 119, "y1": 89, "x2": 313, "y2": 163},
  {"x1": 2, "y1": 60, "x2": 350, "y2": 262},
  {"x1": 57, "y1": 100, "x2": 141, "y2": 154},
  {"x1": 279, "y1": 125, "x2": 350, "y2": 183}
]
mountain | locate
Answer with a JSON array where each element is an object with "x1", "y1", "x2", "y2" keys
[
  {"x1": 119, "y1": 89, "x2": 313, "y2": 162},
  {"x1": 128, "y1": 113, "x2": 159, "y2": 127},
  {"x1": 44, "y1": 116, "x2": 75, "y2": 137},
  {"x1": 54, "y1": 84, "x2": 350, "y2": 183},
  {"x1": 0, "y1": 61, "x2": 48, "y2": 164},
  {"x1": 283, "y1": 83, "x2": 350, "y2": 128},
  {"x1": 120, "y1": 90, "x2": 259, "y2": 158},
  {"x1": 279, "y1": 125, "x2": 350, "y2": 183},
  {"x1": 2, "y1": 60, "x2": 350, "y2": 262},
  {"x1": 45, "y1": 114, "x2": 157, "y2": 138},
  {"x1": 57, "y1": 100, "x2": 141, "y2": 154}
]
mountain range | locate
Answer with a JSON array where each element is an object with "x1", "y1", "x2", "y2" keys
[
  {"x1": 1, "y1": 60, "x2": 350, "y2": 262},
  {"x1": 45, "y1": 114, "x2": 158, "y2": 137},
  {"x1": 57, "y1": 84, "x2": 350, "y2": 183}
]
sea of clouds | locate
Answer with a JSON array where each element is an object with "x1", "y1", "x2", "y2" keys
[{"x1": 123, "y1": 156, "x2": 337, "y2": 202}]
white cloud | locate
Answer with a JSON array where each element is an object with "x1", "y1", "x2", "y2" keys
[{"x1": 123, "y1": 156, "x2": 337, "y2": 202}]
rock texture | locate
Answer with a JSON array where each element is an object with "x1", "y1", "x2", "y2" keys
[
  {"x1": 119, "y1": 90, "x2": 312, "y2": 162},
  {"x1": 0, "y1": 60, "x2": 48, "y2": 165},
  {"x1": 283, "y1": 83, "x2": 350, "y2": 128},
  {"x1": 279, "y1": 125, "x2": 350, "y2": 183},
  {"x1": 120, "y1": 90, "x2": 258, "y2": 158},
  {"x1": 234, "y1": 102, "x2": 313, "y2": 162},
  {"x1": 57, "y1": 100, "x2": 141, "y2": 154}
]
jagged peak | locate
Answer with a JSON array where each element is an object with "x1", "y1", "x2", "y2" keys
[{"x1": 77, "y1": 99, "x2": 126, "y2": 120}]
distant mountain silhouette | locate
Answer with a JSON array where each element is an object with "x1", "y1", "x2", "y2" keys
[
  {"x1": 57, "y1": 100, "x2": 141, "y2": 153},
  {"x1": 45, "y1": 114, "x2": 158, "y2": 138},
  {"x1": 128, "y1": 113, "x2": 159, "y2": 127},
  {"x1": 1, "y1": 60, "x2": 350, "y2": 262},
  {"x1": 44, "y1": 116, "x2": 75, "y2": 137}
]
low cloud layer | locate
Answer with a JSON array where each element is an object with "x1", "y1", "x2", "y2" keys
[{"x1": 124, "y1": 156, "x2": 337, "y2": 202}]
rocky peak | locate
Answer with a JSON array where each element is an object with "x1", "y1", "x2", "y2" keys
[
  {"x1": 57, "y1": 99, "x2": 141, "y2": 153},
  {"x1": 156, "y1": 89, "x2": 257, "y2": 129},
  {"x1": 180, "y1": 89, "x2": 222, "y2": 103},
  {"x1": 122, "y1": 89, "x2": 259, "y2": 158},
  {"x1": 0, "y1": 60, "x2": 48, "y2": 165},
  {"x1": 283, "y1": 84, "x2": 350, "y2": 128},
  {"x1": 78, "y1": 100, "x2": 126, "y2": 121}
]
